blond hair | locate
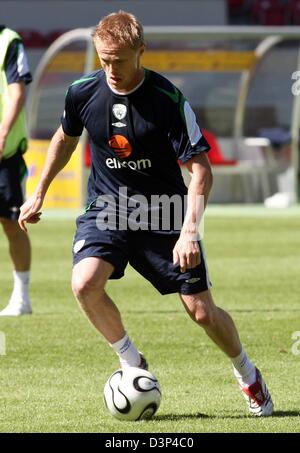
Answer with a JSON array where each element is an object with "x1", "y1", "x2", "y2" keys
[{"x1": 92, "y1": 10, "x2": 144, "y2": 49}]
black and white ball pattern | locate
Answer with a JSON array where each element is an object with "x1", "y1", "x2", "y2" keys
[{"x1": 104, "y1": 367, "x2": 162, "y2": 421}]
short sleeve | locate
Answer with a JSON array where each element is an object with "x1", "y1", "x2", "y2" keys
[
  {"x1": 169, "y1": 98, "x2": 210, "y2": 164},
  {"x1": 61, "y1": 87, "x2": 84, "y2": 137},
  {"x1": 4, "y1": 39, "x2": 32, "y2": 85}
]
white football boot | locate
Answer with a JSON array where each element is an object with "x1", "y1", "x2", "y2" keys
[
  {"x1": 0, "y1": 298, "x2": 32, "y2": 317},
  {"x1": 239, "y1": 367, "x2": 274, "y2": 416}
]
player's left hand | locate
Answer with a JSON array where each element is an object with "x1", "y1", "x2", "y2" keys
[{"x1": 172, "y1": 235, "x2": 200, "y2": 273}]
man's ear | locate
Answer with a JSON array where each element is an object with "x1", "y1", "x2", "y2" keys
[{"x1": 139, "y1": 44, "x2": 145, "y2": 57}]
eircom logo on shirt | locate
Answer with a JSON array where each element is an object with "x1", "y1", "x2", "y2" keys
[{"x1": 106, "y1": 157, "x2": 152, "y2": 170}]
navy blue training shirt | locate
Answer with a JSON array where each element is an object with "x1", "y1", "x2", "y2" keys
[{"x1": 61, "y1": 68, "x2": 210, "y2": 230}]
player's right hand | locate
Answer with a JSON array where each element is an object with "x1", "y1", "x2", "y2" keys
[{"x1": 18, "y1": 194, "x2": 43, "y2": 232}]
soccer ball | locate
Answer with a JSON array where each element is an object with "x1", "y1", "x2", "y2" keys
[{"x1": 103, "y1": 367, "x2": 162, "y2": 421}]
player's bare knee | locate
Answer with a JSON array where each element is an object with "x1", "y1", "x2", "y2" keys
[
  {"x1": 72, "y1": 273, "x2": 104, "y2": 301},
  {"x1": 180, "y1": 292, "x2": 216, "y2": 328},
  {"x1": 193, "y1": 305, "x2": 215, "y2": 327}
]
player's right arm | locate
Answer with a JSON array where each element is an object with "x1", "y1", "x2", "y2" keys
[{"x1": 18, "y1": 126, "x2": 79, "y2": 231}]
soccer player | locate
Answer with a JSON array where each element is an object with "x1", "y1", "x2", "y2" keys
[
  {"x1": 0, "y1": 26, "x2": 32, "y2": 316},
  {"x1": 19, "y1": 11, "x2": 273, "y2": 416}
]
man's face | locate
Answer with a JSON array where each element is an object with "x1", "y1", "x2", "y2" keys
[{"x1": 94, "y1": 38, "x2": 144, "y2": 93}]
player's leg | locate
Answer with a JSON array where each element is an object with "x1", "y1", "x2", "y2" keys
[
  {"x1": 0, "y1": 218, "x2": 32, "y2": 316},
  {"x1": 0, "y1": 217, "x2": 31, "y2": 271},
  {"x1": 180, "y1": 289, "x2": 241, "y2": 358},
  {"x1": 180, "y1": 290, "x2": 273, "y2": 416},
  {"x1": 130, "y1": 232, "x2": 273, "y2": 415},
  {"x1": 72, "y1": 255, "x2": 146, "y2": 369},
  {"x1": 0, "y1": 153, "x2": 32, "y2": 316},
  {"x1": 72, "y1": 256, "x2": 125, "y2": 342}
]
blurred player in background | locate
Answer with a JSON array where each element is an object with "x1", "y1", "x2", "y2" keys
[
  {"x1": 19, "y1": 11, "x2": 273, "y2": 415},
  {"x1": 0, "y1": 26, "x2": 32, "y2": 316}
]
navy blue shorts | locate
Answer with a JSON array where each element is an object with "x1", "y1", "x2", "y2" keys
[
  {"x1": 0, "y1": 152, "x2": 27, "y2": 220},
  {"x1": 72, "y1": 207, "x2": 212, "y2": 295}
]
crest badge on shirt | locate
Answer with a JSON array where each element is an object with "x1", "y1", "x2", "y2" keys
[{"x1": 112, "y1": 103, "x2": 127, "y2": 127}]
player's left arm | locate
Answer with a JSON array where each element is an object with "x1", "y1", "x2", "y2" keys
[
  {"x1": 173, "y1": 153, "x2": 213, "y2": 273},
  {"x1": 0, "y1": 81, "x2": 26, "y2": 160}
]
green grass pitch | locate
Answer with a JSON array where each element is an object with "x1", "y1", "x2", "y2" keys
[{"x1": 0, "y1": 207, "x2": 299, "y2": 433}]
